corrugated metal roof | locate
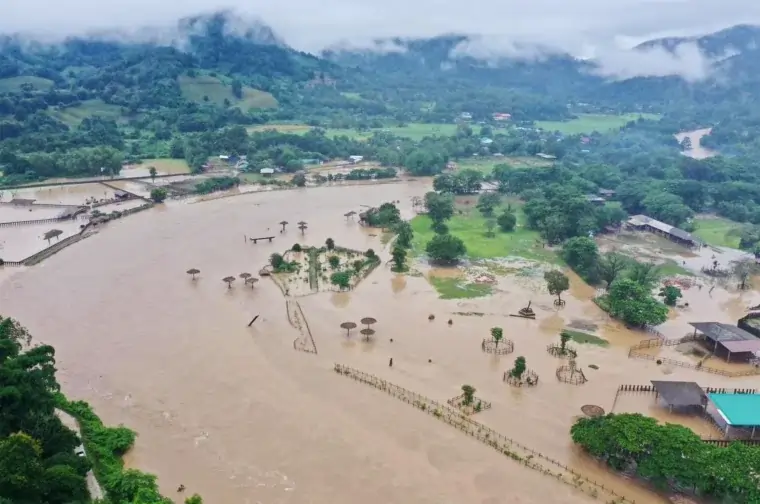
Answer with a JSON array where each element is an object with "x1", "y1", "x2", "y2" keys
[{"x1": 627, "y1": 214, "x2": 697, "y2": 243}]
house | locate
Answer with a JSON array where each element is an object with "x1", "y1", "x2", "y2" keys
[
  {"x1": 260, "y1": 168, "x2": 275, "y2": 175},
  {"x1": 218, "y1": 155, "x2": 230, "y2": 161},
  {"x1": 690, "y1": 322, "x2": 760, "y2": 363},
  {"x1": 114, "y1": 190, "x2": 129, "y2": 200},
  {"x1": 492, "y1": 112, "x2": 511, "y2": 121},
  {"x1": 348, "y1": 155, "x2": 364, "y2": 164},
  {"x1": 536, "y1": 153, "x2": 557, "y2": 160},
  {"x1": 598, "y1": 189, "x2": 616, "y2": 198},
  {"x1": 627, "y1": 214, "x2": 699, "y2": 248},
  {"x1": 585, "y1": 195, "x2": 606, "y2": 206},
  {"x1": 480, "y1": 137, "x2": 493, "y2": 145},
  {"x1": 460, "y1": 112, "x2": 472, "y2": 120}
]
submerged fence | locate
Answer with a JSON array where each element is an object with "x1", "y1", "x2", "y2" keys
[
  {"x1": 334, "y1": 364, "x2": 637, "y2": 503},
  {"x1": 288, "y1": 300, "x2": 317, "y2": 354}
]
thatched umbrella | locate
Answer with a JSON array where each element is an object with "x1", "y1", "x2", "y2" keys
[
  {"x1": 240, "y1": 272, "x2": 252, "y2": 281},
  {"x1": 581, "y1": 404, "x2": 605, "y2": 417},
  {"x1": 43, "y1": 229, "x2": 63, "y2": 245},
  {"x1": 279, "y1": 220, "x2": 289, "y2": 232},
  {"x1": 298, "y1": 222, "x2": 308, "y2": 235},
  {"x1": 360, "y1": 328, "x2": 376, "y2": 341},
  {"x1": 186, "y1": 268, "x2": 200, "y2": 280},
  {"x1": 340, "y1": 321, "x2": 357, "y2": 337},
  {"x1": 360, "y1": 317, "x2": 377, "y2": 330},
  {"x1": 222, "y1": 276, "x2": 236, "y2": 289},
  {"x1": 245, "y1": 277, "x2": 259, "y2": 289},
  {"x1": 344, "y1": 211, "x2": 357, "y2": 221}
]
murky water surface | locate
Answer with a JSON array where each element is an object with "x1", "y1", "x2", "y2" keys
[
  {"x1": 675, "y1": 128, "x2": 717, "y2": 159},
  {"x1": 2, "y1": 182, "x2": 758, "y2": 504}
]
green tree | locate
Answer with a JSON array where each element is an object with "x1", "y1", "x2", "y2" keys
[
  {"x1": 328, "y1": 255, "x2": 340, "y2": 269},
  {"x1": 461, "y1": 385, "x2": 476, "y2": 406},
  {"x1": 292, "y1": 173, "x2": 307, "y2": 187},
  {"x1": 0, "y1": 433, "x2": 45, "y2": 502},
  {"x1": 330, "y1": 271, "x2": 351, "y2": 290},
  {"x1": 490, "y1": 327, "x2": 503, "y2": 347},
  {"x1": 597, "y1": 252, "x2": 628, "y2": 290},
  {"x1": 561, "y1": 237, "x2": 599, "y2": 282},
  {"x1": 325, "y1": 238, "x2": 335, "y2": 250},
  {"x1": 231, "y1": 79, "x2": 243, "y2": 99},
  {"x1": 559, "y1": 331, "x2": 571, "y2": 353},
  {"x1": 270, "y1": 253, "x2": 285, "y2": 270},
  {"x1": 394, "y1": 221, "x2": 414, "y2": 248},
  {"x1": 353, "y1": 259, "x2": 364, "y2": 273},
  {"x1": 185, "y1": 495, "x2": 204, "y2": 504},
  {"x1": 605, "y1": 279, "x2": 668, "y2": 327},
  {"x1": 730, "y1": 258, "x2": 757, "y2": 290},
  {"x1": 658, "y1": 285, "x2": 682, "y2": 306},
  {"x1": 476, "y1": 192, "x2": 500, "y2": 217},
  {"x1": 424, "y1": 191, "x2": 454, "y2": 225},
  {"x1": 626, "y1": 261, "x2": 660, "y2": 290},
  {"x1": 510, "y1": 356, "x2": 526, "y2": 378},
  {"x1": 149, "y1": 166, "x2": 157, "y2": 182},
  {"x1": 391, "y1": 246, "x2": 407, "y2": 272},
  {"x1": 544, "y1": 270, "x2": 570, "y2": 305},
  {"x1": 497, "y1": 210, "x2": 516, "y2": 232},
  {"x1": 426, "y1": 234, "x2": 466, "y2": 263},
  {"x1": 484, "y1": 219, "x2": 496, "y2": 237},
  {"x1": 150, "y1": 187, "x2": 168, "y2": 203}
]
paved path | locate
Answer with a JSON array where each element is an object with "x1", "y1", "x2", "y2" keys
[{"x1": 55, "y1": 409, "x2": 105, "y2": 501}]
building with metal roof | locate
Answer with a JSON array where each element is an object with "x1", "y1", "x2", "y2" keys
[
  {"x1": 627, "y1": 214, "x2": 699, "y2": 248},
  {"x1": 707, "y1": 393, "x2": 760, "y2": 439},
  {"x1": 689, "y1": 322, "x2": 760, "y2": 362}
]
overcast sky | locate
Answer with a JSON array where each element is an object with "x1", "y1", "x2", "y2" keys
[{"x1": 3, "y1": 0, "x2": 759, "y2": 78}]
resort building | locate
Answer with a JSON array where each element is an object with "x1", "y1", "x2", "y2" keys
[
  {"x1": 689, "y1": 322, "x2": 760, "y2": 363},
  {"x1": 626, "y1": 214, "x2": 700, "y2": 248}
]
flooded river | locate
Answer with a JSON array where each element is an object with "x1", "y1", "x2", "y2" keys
[
  {"x1": 675, "y1": 128, "x2": 717, "y2": 159},
  {"x1": 1, "y1": 182, "x2": 757, "y2": 504}
]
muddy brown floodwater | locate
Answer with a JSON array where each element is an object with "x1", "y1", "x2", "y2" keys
[
  {"x1": 2, "y1": 181, "x2": 759, "y2": 504},
  {"x1": 675, "y1": 128, "x2": 717, "y2": 160}
]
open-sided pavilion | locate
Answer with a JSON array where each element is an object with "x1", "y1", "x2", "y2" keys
[
  {"x1": 651, "y1": 380, "x2": 708, "y2": 413},
  {"x1": 689, "y1": 322, "x2": 760, "y2": 362}
]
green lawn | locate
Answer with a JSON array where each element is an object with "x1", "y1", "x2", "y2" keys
[
  {"x1": 536, "y1": 113, "x2": 661, "y2": 135},
  {"x1": 0, "y1": 76, "x2": 55, "y2": 92},
  {"x1": 429, "y1": 277, "x2": 493, "y2": 299},
  {"x1": 454, "y1": 156, "x2": 553, "y2": 174},
  {"x1": 246, "y1": 122, "x2": 458, "y2": 141},
  {"x1": 178, "y1": 75, "x2": 278, "y2": 109},
  {"x1": 562, "y1": 329, "x2": 609, "y2": 347},
  {"x1": 137, "y1": 159, "x2": 191, "y2": 175},
  {"x1": 692, "y1": 216, "x2": 744, "y2": 249},
  {"x1": 411, "y1": 201, "x2": 559, "y2": 263},
  {"x1": 49, "y1": 99, "x2": 125, "y2": 126}
]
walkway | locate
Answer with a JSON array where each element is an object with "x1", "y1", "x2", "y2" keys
[{"x1": 55, "y1": 409, "x2": 105, "y2": 501}]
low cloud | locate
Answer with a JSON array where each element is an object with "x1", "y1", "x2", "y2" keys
[
  {"x1": 3, "y1": 0, "x2": 760, "y2": 79},
  {"x1": 588, "y1": 43, "x2": 715, "y2": 81}
]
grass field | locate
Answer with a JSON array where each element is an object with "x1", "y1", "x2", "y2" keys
[
  {"x1": 411, "y1": 198, "x2": 559, "y2": 263},
  {"x1": 0, "y1": 76, "x2": 55, "y2": 92},
  {"x1": 454, "y1": 156, "x2": 553, "y2": 174},
  {"x1": 562, "y1": 329, "x2": 609, "y2": 347},
  {"x1": 246, "y1": 122, "x2": 458, "y2": 141},
  {"x1": 428, "y1": 277, "x2": 493, "y2": 299},
  {"x1": 536, "y1": 113, "x2": 661, "y2": 135},
  {"x1": 49, "y1": 100, "x2": 124, "y2": 126},
  {"x1": 137, "y1": 159, "x2": 191, "y2": 175},
  {"x1": 692, "y1": 216, "x2": 744, "y2": 249},
  {"x1": 178, "y1": 75, "x2": 278, "y2": 110}
]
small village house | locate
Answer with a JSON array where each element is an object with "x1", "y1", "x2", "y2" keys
[{"x1": 626, "y1": 214, "x2": 699, "y2": 248}]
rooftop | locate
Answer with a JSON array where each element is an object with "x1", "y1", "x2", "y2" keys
[
  {"x1": 709, "y1": 393, "x2": 760, "y2": 426},
  {"x1": 628, "y1": 214, "x2": 697, "y2": 243},
  {"x1": 690, "y1": 322, "x2": 760, "y2": 354},
  {"x1": 651, "y1": 380, "x2": 707, "y2": 408}
]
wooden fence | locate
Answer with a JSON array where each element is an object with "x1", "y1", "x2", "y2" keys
[
  {"x1": 482, "y1": 338, "x2": 514, "y2": 355},
  {"x1": 701, "y1": 438, "x2": 760, "y2": 447},
  {"x1": 334, "y1": 364, "x2": 636, "y2": 503},
  {"x1": 627, "y1": 336, "x2": 760, "y2": 377},
  {"x1": 287, "y1": 300, "x2": 317, "y2": 354},
  {"x1": 446, "y1": 393, "x2": 492, "y2": 414}
]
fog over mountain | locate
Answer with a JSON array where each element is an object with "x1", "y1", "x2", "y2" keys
[{"x1": 3, "y1": 0, "x2": 760, "y2": 79}]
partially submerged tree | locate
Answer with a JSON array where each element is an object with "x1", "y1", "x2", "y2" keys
[
  {"x1": 222, "y1": 276, "x2": 235, "y2": 289},
  {"x1": 560, "y1": 331, "x2": 572, "y2": 354},
  {"x1": 391, "y1": 245, "x2": 407, "y2": 272},
  {"x1": 510, "y1": 356, "x2": 527, "y2": 379},
  {"x1": 150, "y1": 187, "x2": 168, "y2": 203},
  {"x1": 325, "y1": 238, "x2": 335, "y2": 250},
  {"x1": 598, "y1": 252, "x2": 628, "y2": 290},
  {"x1": 544, "y1": 270, "x2": 570, "y2": 306},
  {"x1": 245, "y1": 277, "x2": 259, "y2": 288},
  {"x1": 606, "y1": 278, "x2": 668, "y2": 327},
  {"x1": 658, "y1": 285, "x2": 682, "y2": 306},
  {"x1": 394, "y1": 221, "x2": 414, "y2": 248},
  {"x1": 149, "y1": 166, "x2": 157, "y2": 182},
  {"x1": 461, "y1": 384, "x2": 476, "y2": 405},
  {"x1": 730, "y1": 257, "x2": 758, "y2": 290},
  {"x1": 490, "y1": 327, "x2": 503, "y2": 347},
  {"x1": 331, "y1": 271, "x2": 351, "y2": 290}
]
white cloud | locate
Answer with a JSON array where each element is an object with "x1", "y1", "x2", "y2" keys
[{"x1": 2, "y1": 0, "x2": 760, "y2": 79}]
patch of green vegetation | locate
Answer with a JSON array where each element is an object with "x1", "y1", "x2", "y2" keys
[
  {"x1": 178, "y1": 75, "x2": 278, "y2": 109},
  {"x1": 0, "y1": 75, "x2": 55, "y2": 92},
  {"x1": 658, "y1": 259, "x2": 695, "y2": 277},
  {"x1": 246, "y1": 122, "x2": 458, "y2": 141},
  {"x1": 454, "y1": 156, "x2": 553, "y2": 174},
  {"x1": 411, "y1": 203, "x2": 559, "y2": 263},
  {"x1": 561, "y1": 329, "x2": 609, "y2": 347},
  {"x1": 692, "y1": 216, "x2": 743, "y2": 249},
  {"x1": 429, "y1": 276, "x2": 493, "y2": 299},
  {"x1": 138, "y1": 158, "x2": 191, "y2": 174},
  {"x1": 536, "y1": 113, "x2": 661, "y2": 135},
  {"x1": 49, "y1": 99, "x2": 125, "y2": 126}
]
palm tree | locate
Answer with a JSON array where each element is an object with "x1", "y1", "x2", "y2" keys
[
  {"x1": 186, "y1": 268, "x2": 200, "y2": 280},
  {"x1": 279, "y1": 221, "x2": 289, "y2": 233},
  {"x1": 222, "y1": 276, "x2": 235, "y2": 289}
]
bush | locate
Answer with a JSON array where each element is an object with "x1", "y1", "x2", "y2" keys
[
  {"x1": 150, "y1": 187, "x2": 168, "y2": 203},
  {"x1": 291, "y1": 243, "x2": 302, "y2": 252},
  {"x1": 426, "y1": 234, "x2": 466, "y2": 263},
  {"x1": 497, "y1": 211, "x2": 516, "y2": 232},
  {"x1": 365, "y1": 248, "x2": 376, "y2": 259}
]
